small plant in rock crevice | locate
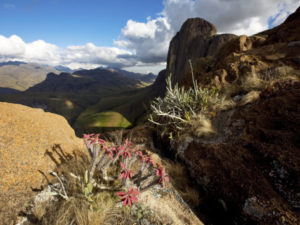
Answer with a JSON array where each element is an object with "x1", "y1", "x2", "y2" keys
[{"x1": 149, "y1": 60, "x2": 222, "y2": 138}]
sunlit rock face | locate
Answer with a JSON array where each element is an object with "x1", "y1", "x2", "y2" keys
[{"x1": 0, "y1": 102, "x2": 84, "y2": 224}]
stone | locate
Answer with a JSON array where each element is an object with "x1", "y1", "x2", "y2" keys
[
  {"x1": 165, "y1": 17, "x2": 236, "y2": 85},
  {"x1": 153, "y1": 6, "x2": 300, "y2": 225},
  {"x1": 0, "y1": 102, "x2": 84, "y2": 224}
]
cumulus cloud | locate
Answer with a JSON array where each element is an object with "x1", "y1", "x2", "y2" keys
[
  {"x1": 115, "y1": 17, "x2": 172, "y2": 63},
  {"x1": 0, "y1": 35, "x2": 135, "y2": 70},
  {"x1": 0, "y1": 34, "x2": 61, "y2": 65},
  {"x1": 63, "y1": 43, "x2": 134, "y2": 68},
  {"x1": 0, "y1": 0, "x2": 298, "y2": 73},
  {"x1": 0, "y1": 35, "x2": 25, "y2": 58},
  {"x1": 115, "y1": 0, "x2": 299, "y2": 67},
  {"x1": 162, "y1": 0, "x2": 299, "y2": 34}
]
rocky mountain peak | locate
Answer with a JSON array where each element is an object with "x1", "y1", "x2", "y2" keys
[
  {"x1": 284, "y1": 5, "x2": 300, "y2": 23},
  {"x1": 178, "y1": 18, "x2": 217, "y2": 40},
  {"x1": 165, "y1": 17, "x2": 236, "y2": 85}
]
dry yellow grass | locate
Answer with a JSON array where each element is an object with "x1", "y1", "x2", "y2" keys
[
  {"x1": 164, "y1": 160, "x2": 200, "y2": 208},
  {"x1": 189, "y1": 114, "x2": 215, "y2": 138}
]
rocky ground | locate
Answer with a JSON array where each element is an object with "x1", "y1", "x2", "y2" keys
[{"x1": 1, "y1": 5, "x2": 299, "y2": 225}]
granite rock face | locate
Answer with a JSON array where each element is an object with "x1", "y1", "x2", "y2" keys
[
  {"x1": 165, "y1": 18, "x2": 236, "y2": 84},
  {"x1": 0, "y1": 102, "x2": 84, "y2": 224}
]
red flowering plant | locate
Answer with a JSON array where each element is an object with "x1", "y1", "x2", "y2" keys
[
  {"x1": 120, "y1": 162, "x2": 135, "y2": 181},
  {"x1": 117, "y1": 187, "x2": 140, "y2": 207},
  {"x1": 156, "y1": 166, "x2": 170, "y2": 185},
  {"x1": 81, "y1": 133, "x2": 169, "y2": 208}
]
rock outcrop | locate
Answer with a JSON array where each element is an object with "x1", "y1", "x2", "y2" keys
[
  {"x1": 152, "y1": 69, "x2": 167, "y2": 97},
  {"x1": 0, "y1": 102, "x2": 84, "y2": 224},
  {"x1": 181, "y1": 85, "x2": 300, "y2": 224},
  {"x1": 166, "y1": 18, "x2": 236, "y2": 84},
  {"x1": 180, "y1": 7, "x2": 300, "y2": 90},
  {"x1": 153, "y1": 6, "x2": 300, "y2": 225}
]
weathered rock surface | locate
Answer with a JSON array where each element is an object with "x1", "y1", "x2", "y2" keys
[
  {"x1": 166, "y1": 18, "x2": 236, "y2": 84},
  {"x1": 152, "y1": 69, "x2": 167, "y2": 97},
  {"x1": 152, "y1": 5, "x2": 300, "y2": 225},
  {"x1": 0, "y1": 102, "x2": 84, "y2": 224},
  {"x1": 179, "y1": 7, "x2": 300, "y2": 89},
  {"x1": 181, "y1": 85, "x2": 300, "y2": 224},
  {"x1": 139, "y1": 185, "x2": 204, "y2": 225}
]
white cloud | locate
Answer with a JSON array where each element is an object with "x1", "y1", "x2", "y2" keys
[
  {"x1": 0, "y1": 35, "x2": 25, "y2": 57},
  {"x1": 0, "y1": 0, "x2": 298, "y2": 73},
  {"x1": 122, "y1": 19, "x2": 158, "y2": 39},
  {"x1": 115, "y1": 0, "x2": 298, "y2": 67},
  {"x1": 115, "y1": 17, "x2": 172, "y2": 63},
  {"x1": 162, "y1": 0, "x2": 299, "y2": 35},
  {"x1": 123, "y1": 62, "x2": 166, "y2": 74},
  {"x1": 0, "y1": 35, "x2": 135, "y2": 70},
  {"x1": 0, "y1": 35, "x2": 61, "y2": 65},
  {"x1": 25, "y1": 40, "x2": 61, "y2": 65},
  {"x1": 63, "y1": 42, "x2": 134, "y2": 68}
]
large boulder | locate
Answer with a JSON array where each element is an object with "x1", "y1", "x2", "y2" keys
[
  {"x1": 166, "y1": 18, "x2": 236, "y2": 84},
  {"x1": 0, "y1": 102, "x2": 84, "y2": 224}
]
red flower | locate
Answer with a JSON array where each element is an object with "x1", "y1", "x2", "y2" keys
[
  {"x1": 156, "y1": 166, "x2": 169, "y2": 185},
  {"x1": 136, "y1": 151, "x2": 144, "y2": 161},
  {"x1": 118, "y1": 145, "x2": 132, "y2": 159},
  {"x1": 83, "y1": 133, "x2": 105, "y2": 146},
  {"x1": 117, "y1": 187, "x2": 140, "y2": 207},
  {"x1": 144, "y1": 156, "x2": 155, "y2": 167},
  {"x1": 103, "y1": 145, "x2": 115, "y2": 160},
  {"x1": 119, "y1": 162, "x2": 135, "y2": 180}
]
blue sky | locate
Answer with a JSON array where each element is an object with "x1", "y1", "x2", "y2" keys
[
  {"x1": 0, "y1": 0, "x2": 298, "y2": 73},
  {"x1": 0, "y1": 0, "x2": 163, "y2": 47}
]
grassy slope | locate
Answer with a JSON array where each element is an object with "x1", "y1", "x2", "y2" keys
[
  {"x1": 74, "y1": 87, "x2": 154, "y2": 134},
  {"x1": 0, "y1": 89, "x2": 124, "y2": 124},
  {"x1": 0, "y1": 64, "x2": 58, "y2": 91},
  {"x1": 0, "y1": 66, "x2": 156, "y2": 134}
]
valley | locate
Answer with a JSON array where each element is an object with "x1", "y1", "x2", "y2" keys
[{"x1": 0, "y1": 65, "x2": 157, "y2": 135}]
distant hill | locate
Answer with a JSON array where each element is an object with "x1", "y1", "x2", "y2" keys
[
  {"x1": 0, "y1": 61, "x2": 27, "y2": 66},
  {"x1": 27, "y1": 68, "x2": 141, "y2": 93},
  {"x1": 107, "y1": 68, "x2": 156, "y2": 83},
  {"x1": 55, "y1": 65, "x2": 73, "y2": 73},
  {"x1": 0, "y1": 66, "x2": 157, "y2": 134},
  {"x1": 0, "y1": 87, "x2": 20, "y2": 94},
  {"x1": 0, "y1": 61, "x2": 59, "y2": 91}
]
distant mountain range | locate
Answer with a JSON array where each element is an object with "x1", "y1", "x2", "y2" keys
[
  {"x1": 54, "y1": 65, "x2": 74, "y2": 73},
  {"x1": 0, "y1": 61, "x2": 59, "y2": 91},
  {"x1": 0, "y1": 61, "x2": 158, "y2": 134},
  {"x1": 29, "y1": 71, "x2": 125, "y2": 93},
  {"x1": 106, "y1": 67, "x2": 156, "y2": 83},
  {"x1": 0, "y1": 61, "x2": 156, "y2": 92}
]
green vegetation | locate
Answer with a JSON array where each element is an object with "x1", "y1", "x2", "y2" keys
[
  {"x1": 26, "y1": 134, "x2": 170, "y2": 225},
  {"x1": 149, "y1": 70, "x2": 221, "y2": 138},
  {"x1": 74, "y1": 87, "x2": 155, "y2": 134},
  {"x1": 0, "y1": 66, "x2": 157, "y2": 134}
]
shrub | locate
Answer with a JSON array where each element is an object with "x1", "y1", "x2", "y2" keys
[
  {"x1": 149, "y1": 61, "x2": 220, "y2": 137},
  {"x1": 51, "y1": 134, "x2": 169, "y2": 209}
]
